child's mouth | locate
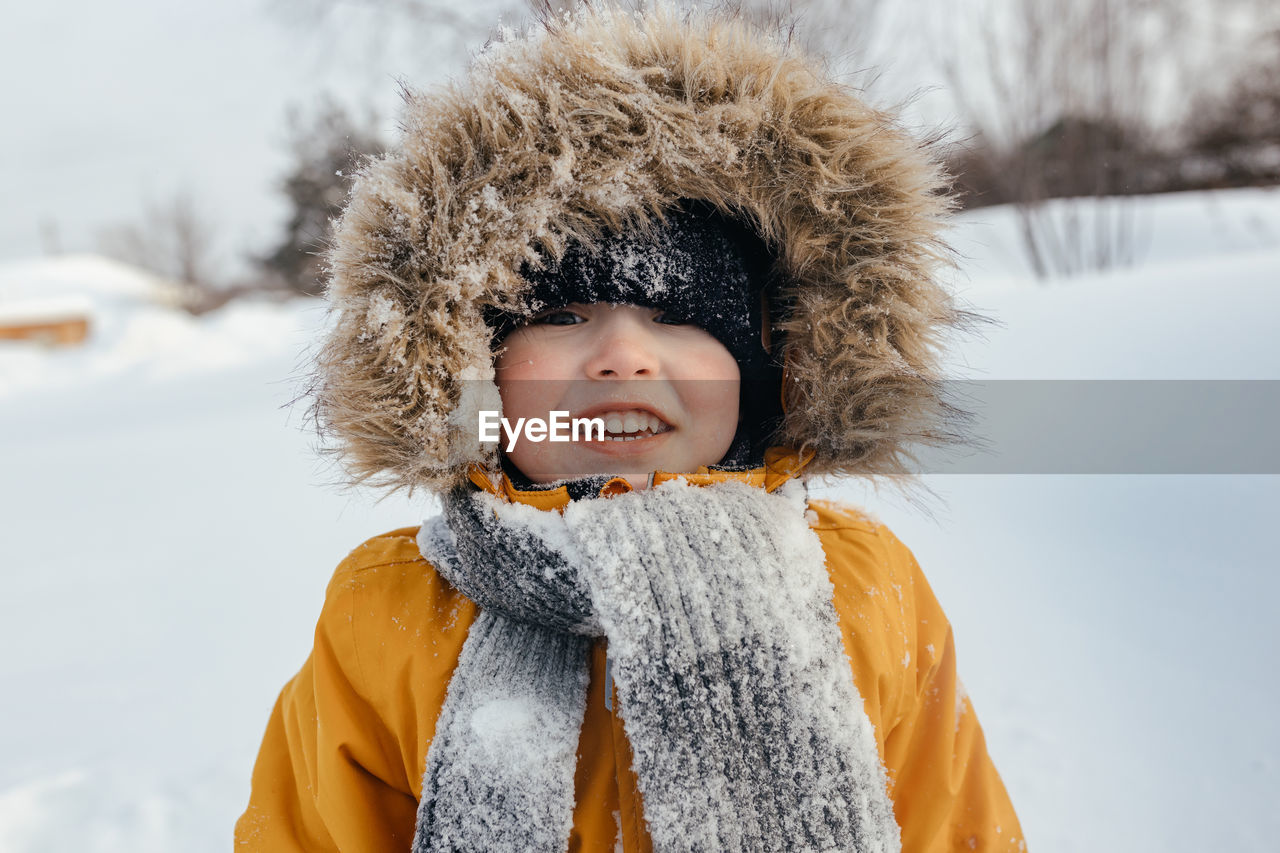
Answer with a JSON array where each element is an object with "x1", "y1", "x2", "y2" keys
[{"x1": 596, "y1": 409, "x2": 673, "y2": 442}]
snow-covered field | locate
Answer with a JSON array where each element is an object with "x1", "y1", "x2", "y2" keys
[{"x1": 1, "y1": 189, "x2": 1277, "y2": 851}]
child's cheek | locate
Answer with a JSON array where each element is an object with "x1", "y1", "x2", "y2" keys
[
  {"x1": 687, "y1": 340, "x2": 741, "y2": 382},
  {"x1": 498, "y1": 341, "x2": 576, "y2": 383}
]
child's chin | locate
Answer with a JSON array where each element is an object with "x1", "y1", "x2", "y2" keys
[
  {"x1": 514, "y1": 434, "x2": 727, "y2": 484},
  {"x1": 536, "y1": 455, "x2": 666, "y2": 486}
]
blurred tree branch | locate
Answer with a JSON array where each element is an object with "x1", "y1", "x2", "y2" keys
[
  {"x1": 98, "y1": 191, "x2": 221, "y2": 299},
  {"x1": 257, "y1": 98, "x2": 387, "y2": 297},
  {"x1": 931, "y1": 0, "x2": 1188, "y2": 277}
]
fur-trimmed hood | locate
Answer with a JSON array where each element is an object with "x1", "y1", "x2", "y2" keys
[{"x1": 316, "y1": 3, "x2": 967, "y2": 494}]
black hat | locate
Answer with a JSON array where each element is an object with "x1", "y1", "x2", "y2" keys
[{"x1": 501, "y1": 203, "x2": 774, "y2": 375}]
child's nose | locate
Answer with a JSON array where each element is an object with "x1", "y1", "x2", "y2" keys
[{"x1": 585, "y1": 315, "x2": 660, "y2": 379}]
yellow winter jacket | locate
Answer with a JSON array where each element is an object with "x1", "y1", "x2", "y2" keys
[{"x1": 235, "y1": 453, "x2": 1025, "y2": 852}]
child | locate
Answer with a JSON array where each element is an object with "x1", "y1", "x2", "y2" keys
[{"x1": 236, "y1": 6, "x2": 1024, "y2": 852}]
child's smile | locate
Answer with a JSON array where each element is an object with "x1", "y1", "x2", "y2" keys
[
  {"x1": 494, "y1": 302, "x2": 741, "y2": 488},
  {"x1": 573, "y1": 405, "x2": 673, "y2": 443}
]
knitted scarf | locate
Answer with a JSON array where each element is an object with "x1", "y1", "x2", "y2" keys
[{"x1": 413, "y1": 478, "x2": 900, "y2": 853}]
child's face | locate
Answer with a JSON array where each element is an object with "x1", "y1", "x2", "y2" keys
[{"x1": 494, "y1": 303, "x2": 741, "y2": 489}]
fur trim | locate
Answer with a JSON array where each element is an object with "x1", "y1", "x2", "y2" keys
[{"x1": 315, "y1": 3, "x2": 968, "y2": 493}]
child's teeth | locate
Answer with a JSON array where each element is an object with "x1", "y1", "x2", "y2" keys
[{"x1": 596, "y1": 410, "x2": 667, "y2": 438}]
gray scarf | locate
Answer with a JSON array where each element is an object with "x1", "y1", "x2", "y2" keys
[{"x1": 413, "y1": 478, "x2": 900, "y2": 853}]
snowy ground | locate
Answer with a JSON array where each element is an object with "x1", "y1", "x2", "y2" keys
[{"x1": 1, "y1": 188, "x2": 1277, "y2": 851}]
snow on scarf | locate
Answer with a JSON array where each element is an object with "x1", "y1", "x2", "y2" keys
[{"x1": 414, "y1": 478, "x2": 901, "y2": 853}]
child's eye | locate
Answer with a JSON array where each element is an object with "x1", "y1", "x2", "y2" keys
[
  {"x1": 531, "y1": 309, "x2": 586, "y2": 326},
  {"x1": 653, "y1": 311, "x2": 694, "y2": 326}
]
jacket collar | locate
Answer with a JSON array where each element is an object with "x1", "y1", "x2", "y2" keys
[{"x1": 467, "y1": 447, "x2": 814, "y2": 511}]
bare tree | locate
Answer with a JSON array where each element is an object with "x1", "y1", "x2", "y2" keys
[
  {"x1": 99, "y1": 191, "x2": 221, "y2": 296},
  {"x1": 930, "y1": 0, "x2": 1189, "y2": 278},
  {"x1": 1180, "y1": 20, "x2": 1280, "y2": 189}
]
